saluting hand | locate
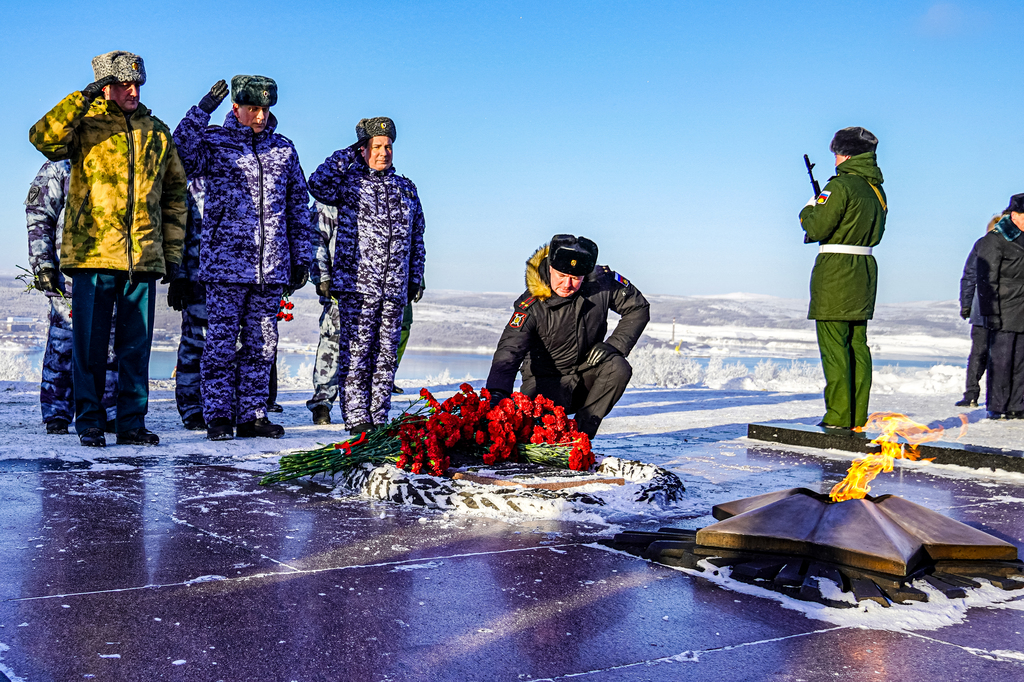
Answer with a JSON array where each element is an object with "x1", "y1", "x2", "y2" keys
[
  {"x1": 198, "y1": 80, "x2": 229, "y2": 114},
  {"x1": 82, "y1": 76, "x2": 117, "y2": 102}
]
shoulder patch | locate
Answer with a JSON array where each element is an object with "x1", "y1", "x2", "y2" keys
[
  {"x1": 26, "y1": 186, "x2": 40, "y2": 205},
  {"x1": 613, "y1": 272, "x2": 630, "y2": 288},
  {"x1": 518, "y1": 296, "x2": 537, "y2": 310},
  {"x1": 508, "y1": 311, "x2": 528, "y2": 329},
  {"x1": 815, "y1": 191, "x2": 831, "y2": 205}
]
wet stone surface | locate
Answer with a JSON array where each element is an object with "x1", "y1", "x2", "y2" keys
[{"x1": 0, "y1": 428, "x2": 1022, "y2": 680}]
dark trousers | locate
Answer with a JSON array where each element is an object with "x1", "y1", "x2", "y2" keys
[
  {"x1": 71, "y1": 271, "x2": 156, "y2": 434},
  {"x1": 986, "y1": 330, "x2": 1024, "y2": 413},
  {"x1": 964, "y1": 324, "x2": 989, "y2": 401},
  {"x1": 816, "y1": 320, "x2": 871, "y2": 429},
  {"x1": 523, "y1": 355, "x2": 633, "y2": 438}
]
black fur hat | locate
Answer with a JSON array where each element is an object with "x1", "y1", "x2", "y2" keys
[
  {"x1": 548, "y1": 234, "x2": 598, "y2": 277},
  {"x1": 231, "y1": 75, "x2": 277, "y2": 107},
  {"x1": 830, "y1": 127, "x2": 878, "y2": 157},
  {"x1": 357, "y1": 117, "x2": 397, "y2": 144},
  {"x1": 1005, "y1": 193, "x2": 1024, "y2": 215}
]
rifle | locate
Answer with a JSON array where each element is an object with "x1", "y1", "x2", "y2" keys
[{"x1": 804, "y1": 154, "x2": 821, "y2": 198}]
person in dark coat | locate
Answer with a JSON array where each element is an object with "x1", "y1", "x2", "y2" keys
[
  {"x1": 956, "y1": 216, "x2": 999, "y2": 408},
  {"x1": 976, "y1": 194, "x2": 1024, "y2": 419},
  {"x1": 485, "y1": 235, "x2": 650, "y2": 439}
]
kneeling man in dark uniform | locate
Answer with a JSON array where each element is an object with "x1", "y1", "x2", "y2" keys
[{"x1": 486, "y1": 235, "x2": 650, "y2": 439}]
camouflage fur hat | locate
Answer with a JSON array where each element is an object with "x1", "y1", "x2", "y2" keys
[
  {"x1": 356, "y1": 117, "x2": 396, "y2": 144},
  {"x1": 830, "y1": 127, "x2": 878, "y2": 157},
  {"x1": 231, "y1": 75, "x2": 277, "y2": 107},
  {"x1": 92, "y1": 51, "x2": 146, "y2": 85}
]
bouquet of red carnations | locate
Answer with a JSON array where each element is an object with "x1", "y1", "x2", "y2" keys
[{"x1": 260, "y1": 383, "x2": 594, "y2": 485}]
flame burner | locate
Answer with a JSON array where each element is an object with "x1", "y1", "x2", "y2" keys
[{"x1": 605, "y1": 488, "x2": 1024, "y2": 607}]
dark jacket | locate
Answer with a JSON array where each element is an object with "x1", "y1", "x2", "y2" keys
[
  {"x1": 960, "y1": 238, "x2": 986, "y2": 327},
  {"x1": 486, "y1": 244, "x2": 650, "y2": 396},
  {"x1": 977, "y1": 217, "x2": 1024, "y2": 333},
  {"x1": 307, "y1": 145, "x2": 425, "y2": 302},
  {"x1": 173, "y1": 107, "x2": 314, "y2": 285},
  {"x1": 798, "y1": 152, "x2": 886, "y2": 321}
]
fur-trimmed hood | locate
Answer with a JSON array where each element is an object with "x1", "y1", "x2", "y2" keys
[{"x1": 526, "y1": 244, "x2": 553, "y2": 300}]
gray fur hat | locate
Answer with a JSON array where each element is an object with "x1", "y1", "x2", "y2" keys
[
  {"x1": 91, "y1": 51, "x2": 146, "y2": 85},
  {"x1": 830, "y1": 127, "x2": 878, "y2": 157},
  {"x1": 356, "y1": 117, "x2": 396, "y2": 144},
  {"x1": 231, "y1": 75, "x2": 277, "y2": 107}
]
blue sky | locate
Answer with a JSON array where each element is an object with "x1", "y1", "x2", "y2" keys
[{"x1": 1, "y1": 0, "x2": 1020, "y2": 304}]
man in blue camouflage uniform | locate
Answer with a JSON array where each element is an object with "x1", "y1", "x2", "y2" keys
[
  {"x1": 307, "y1": 202, "x2": 423, "y2": 424},
  {"x1": 25, "y1": 160, "x2": 118, "y2": 435},
  {"x1": 168, "y1": 178, "x2": 208, "y2": 430},
  {"x1": 174, "y1": 76, "x2": 314, "y2": 440},
  {"x1": 308, "y1": 117, "x2": 426, "y2": 434}
]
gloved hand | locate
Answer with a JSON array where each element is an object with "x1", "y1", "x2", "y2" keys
[
  {"x1": 584, "y1": 341, "x2": 620, "y2": 368},
  {"x1": 82, "y1": 76, "x2": 117, "y2": 101},
  {"x1": 960, "y1": 307, "x2": 972, "y2": 320},
  {"x1": 489, "y1": 389, "x2": 510, "y2": 408},
  {"x1": 315, "y1": 280, "x2": 331, "y2": 298},
  {"x1": 167, "y1": 278, "x2": 192, "y2": 311},
  {"x1": 198, "y1": 80, "x2": 229, "y2": 114},
  {"x1": 35, "y1": 268, "x2": 62, "y2": 295},
  {"x1": 408, "y1": 280, "x2": 424, "y2": 304},
  {"x1": 161, "y1": 262, "x2": 179, "y2": 285},
  {"x1": 289, "y1": 265, "x2": 310, "y2": 291}
]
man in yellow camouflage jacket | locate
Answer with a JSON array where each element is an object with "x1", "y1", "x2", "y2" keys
[{"x1": 29, "y1": 50, "x2": 187, "y2": 448}]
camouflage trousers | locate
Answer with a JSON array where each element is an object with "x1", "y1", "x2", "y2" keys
[
  {"x1": 307, "y1": 299, "x2": 343, "y2": 411},
  {"x1": 201, "y1": 283, "x2": 282, "y2": 424},
  {"x1": 174, "y1": 295, "x2": 207, "y2": 422},
  {"x1": 343, "y1": 295, "x2": 405, "y2": 426},
  {"x1": 41, "y1": 295, "x2": 117, "y2": 424}
]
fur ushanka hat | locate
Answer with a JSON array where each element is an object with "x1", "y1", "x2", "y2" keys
[
  {"x1": 356, "y1": 117, "x2": 397, "y2": 144},
  {"x1": 1005, "y1": 193, "x2": 1024, "y2": 215},
  {"x1": 548, "y1": 234, "x2": 598, "y2": 277},
  {"x1": 92, "y1": 51, "x2": 146, "y2": 85},
  {"x1": 231, "y1": 75, "x2": 277, "y2": 107},
  {"x1": 830, "y1": 127, "x2": 878, "y2": 157}
]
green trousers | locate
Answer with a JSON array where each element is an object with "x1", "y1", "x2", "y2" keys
[
  {"x1": 395, "y1": 302, "x2": 414, "y2": 366},
  {"x1": 816, "y1": 320, "x2": 871, "y2": 428}
]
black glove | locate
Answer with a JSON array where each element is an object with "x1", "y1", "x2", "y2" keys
[
  {"x1": 82, "y1": 76, "x2": 117, "y2": 102},
  {"x1": 198, "y1": 80, "x2": 229, "y2": 114},
  {"x1": 161, "y1": 261, "x2": 179, "y2": 285},
  {"x1": 408, "y1": 280, "x2": 424, "y2": 304},
  {"x1": 289, "y1": 265, "x2": 310, "y2": 291},
  {"x1": 584, "y1": 341, "x2": 621, "y2": 368},
  {"x1": 35, "y1": 268, "x2": 62, "y2": 295},
  {"x1": 315, "y1": 280, "x2": 331, "y2": 298},
  {"x1": 489, "y1": 389, "x2": 510, "y2": 408},
  {"x1": 960, "y1": 307, "x2": 972, "y2": 320},
  {"x1": 167, "y1": 278, "x2": 192, "y2": 311}
]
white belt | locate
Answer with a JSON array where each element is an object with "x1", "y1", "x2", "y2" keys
[{"x1": 819, "y1": 244, "x2": 873, "y2": 255}]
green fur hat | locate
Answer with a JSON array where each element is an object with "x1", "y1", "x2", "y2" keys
[{"x1": 231, "y1": 75, "x2": 277, "y2": 107}]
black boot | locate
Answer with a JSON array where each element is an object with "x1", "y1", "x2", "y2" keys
[
  {"x1": 117, "y1": 427, "x2": 160, "y2": 446},
  {"x1": 348, "y1": 422, "x2": 374, "y2": 436},
  {"x1": 46, "y1": 418, "x2": 69, "y2": 435},
  {"x1": 955, "y1": 397, "x2": 979, "y2": 408},
  {"x1": 79, "y1": 427, "x2": 106, "y2": 448},
  {"x1": 237, "y1": 417, "x2": 284, "y2": 439},
  {"x1": 312, "y1": 405, "x2": 331, "y2": 425},
  {"x1": 266, "y1": 401, "x2": 284, "y2": 413},
  {"x1": 183, "y1": 414, "x2": 207, "y2": 431},
  {"x1": 207, "y1": 418, "x2": 234, "y2": 441}
]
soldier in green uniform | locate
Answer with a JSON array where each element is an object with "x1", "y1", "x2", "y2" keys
[{"x1": 799, "y1": 127, "x2": 886, "y2": 429}]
